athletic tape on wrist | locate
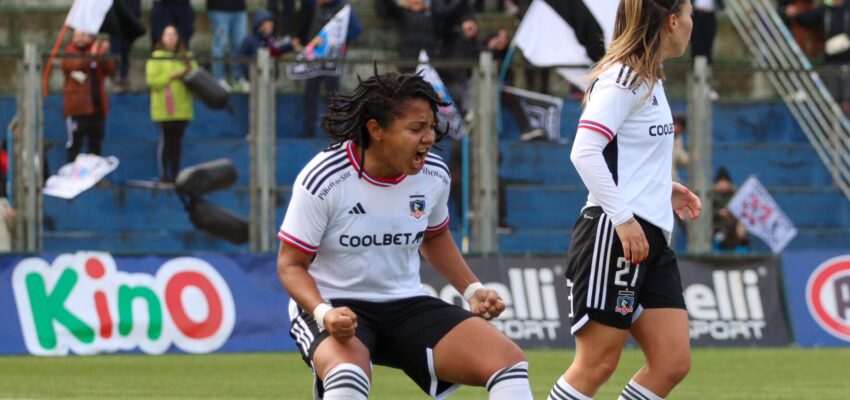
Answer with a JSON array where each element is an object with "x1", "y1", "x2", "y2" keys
[
  {"x1": 313, "y1": 303, "x2": 332, "y2": 330},
  {"x1": 463, "y1": 282, "x2": 485, "y2": 302}
]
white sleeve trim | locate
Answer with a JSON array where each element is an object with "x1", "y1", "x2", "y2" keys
[{"x1": 570, "y1": 128, "x2": 633, "y2": 226}]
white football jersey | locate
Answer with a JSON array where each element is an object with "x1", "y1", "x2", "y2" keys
[
  {"x1": 577, "y1": 63, "x2": 675, "y2": 240},
  {"x1": 278, "y1": 140, "x2": 451, "y2": 302}
]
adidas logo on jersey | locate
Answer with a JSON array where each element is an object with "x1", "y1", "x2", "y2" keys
[
  {"x1": 652, "y1": 95, "x2": 658, "y2": 106},
  {"x1": 347, "y1": 203, "x2": 366, "y2": 215}
]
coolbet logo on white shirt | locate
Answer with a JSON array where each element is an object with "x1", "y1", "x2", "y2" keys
[
  {"x1": 577, "y1": 63, "x2": 675, "y2": 238},
  {"x1": 279, "y1": 141, "x2": 451, "y2": 302}
]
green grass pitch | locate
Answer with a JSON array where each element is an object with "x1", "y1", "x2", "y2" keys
[{"x1": 0, "y1": 348, "x2": 848, "y2": 399}]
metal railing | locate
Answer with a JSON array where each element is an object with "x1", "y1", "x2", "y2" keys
[{"x1": 726, "y1": 0, "x2": 850, "y2": 203}]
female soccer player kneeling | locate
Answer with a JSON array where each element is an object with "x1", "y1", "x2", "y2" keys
[{"x1": 277, "y1": 70, "x2": 533, "y2": 400}]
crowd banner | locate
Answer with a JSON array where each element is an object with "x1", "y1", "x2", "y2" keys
[
  {"x1": 502, "y1": 86, "x2": 563, "y2": 141},
  {"x1": 2, "y1": 252, "x2": 294, "y2": 356},
  {"x1": 416, "y1": 50, "x2": 466, "y2": 140},
  {"x1": 44, "y1": 154, "x2": 120, "y2": 199},
  {"x1": 726, "y1": 175, "x2": 798, "y2": 254},
  {"x1": 285, "y1": 4, "x2": 350, "y2": 80},
  {"x1": 782, "y1": 251, "x2": 850, "y2": 347}
]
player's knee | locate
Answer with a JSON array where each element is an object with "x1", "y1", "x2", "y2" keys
[
  {"x1": 586, "y1": 357, "x2": 619, "y2": 385},
  {"x1": 322, "y1": 363, "x2": 370, "y2": 400},
  {"x1": 664, "y1": 353, "x2": 691, "y2": 385}
]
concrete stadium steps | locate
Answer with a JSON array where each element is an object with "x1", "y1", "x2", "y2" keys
[
  {"x1": 496, "y1": 227, "x2": 850, "y2": 254},
  {"x1": 500, "y1": 140, "x2": 831, "y2": 187},
  {"x1": 45, "y1": 186, "x2": 293, "y2": 230},
  {"x1": 503, "y1": 184, "x2": 850, "y2": 229},
  {"x1": 44, "y1": 229, "x2": 248, "y2": 254}
]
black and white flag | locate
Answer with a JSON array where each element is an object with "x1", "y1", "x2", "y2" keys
[
  {"x1": 286, "y1": 4, "x2": 351, "y2": 80},
  {"x1": 514, "y1": 0, "x2": 618, "y2": 90},
  {"x1": 503, "y1": 86, "x2": 564, "y2": 141}
]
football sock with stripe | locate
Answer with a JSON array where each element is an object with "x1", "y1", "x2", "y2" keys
[
  {"x1": 486, "y1": 361, "x2": 533, "y2": 399},
  {"x1": 322, "y1": 363, "x2": 370, "y2": 400},
  {"x1": 618, "y1": 379, "x2": 663, "y2": 400},
  {"x1": 547, "y1": 376, "x2": 592, "y2": 400}
]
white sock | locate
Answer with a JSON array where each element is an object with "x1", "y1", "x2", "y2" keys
[
  {"x1": 548, "y1": 376, "x2": 592, "y2": 400},
  {"x1": 486, "y1": 361, "x2": 533, "y2": 400},
  {"x1": 322, "y1": 363, "x2": 370, "y2": 400},
  {"x1": 619, "y1": 379, "x2": 663, "y2": 400}
]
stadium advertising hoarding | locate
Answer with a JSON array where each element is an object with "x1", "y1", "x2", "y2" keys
[
  {"x1": 420, "y1": 256, "x2": 792, "y2": 348},
  {"x1": 782, "y1": 251, "x2": 850, "y2": 347},
  {"x1": 0, "y1": 253, "x2": 791, "y2": 356},
  {"x1": 680, "y1": 257, "x2": 791, "y2": 346},
  {"x1": 1, "y1": 252, "x2": 295, "y2": 356}
]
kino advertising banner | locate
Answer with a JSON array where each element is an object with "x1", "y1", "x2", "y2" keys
[
  {"x1": 420, "y1": 256, "x2": 791, "y2": 348},
  {"x1": 0, "y1": 252, "x2": 295, "y2": 356},
  {"x1": 782, "y1": 250, "x2": 850, "y2": 347}
]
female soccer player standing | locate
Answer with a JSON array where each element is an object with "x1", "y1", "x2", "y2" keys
[
  {"x1": 277, "y1": 71, "x2": 533, "y2": 400},
  {"x1": 547, "y1": 1, "x2": 702, "y2": 400}
]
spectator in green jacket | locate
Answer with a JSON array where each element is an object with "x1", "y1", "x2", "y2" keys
[{"x1": 146, "y1": 25, "x2": 198, "y2": 184}]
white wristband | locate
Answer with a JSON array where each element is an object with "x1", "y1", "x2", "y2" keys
[
  {"x1": 312, "y1": 303, "x2": 332, "y2": 330},
  {"x1": 463, "y1": 282, "x2": 485, "y2": 302}
]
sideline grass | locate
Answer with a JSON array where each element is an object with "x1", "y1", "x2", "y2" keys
[{"x1": 0, "y1": 348, "x2": 848, "y2": 399}]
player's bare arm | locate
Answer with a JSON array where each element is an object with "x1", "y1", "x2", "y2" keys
[
  {"x1": 277, "y1": 243, "x2": 357, "y2": 342},
  {"x1": 420, "y1": 229, "x2": 506, "y2": 319}
]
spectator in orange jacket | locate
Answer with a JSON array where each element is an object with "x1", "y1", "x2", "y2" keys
[{"x1": 61, "y1": 30, "x2": 115, "y2": 163}]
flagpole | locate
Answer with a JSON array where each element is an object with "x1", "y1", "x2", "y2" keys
[
  {"x1": 496, "y1": 44, "x2": 516, "y2": 137},
  {"x1": 461, "y1": 130, "x2": 470, "y2": 254},
  {"x1": 43, "y1": 24, "x2": 69, "y2": 97}
]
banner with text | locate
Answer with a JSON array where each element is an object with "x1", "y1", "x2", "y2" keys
[
  {"x1": 0, "y1": 253, "x2": 791, "y2": 355},
  {"x1": 421, "y1": 256, "x2": 791, "y2": 348},
  {"x1": 782, "y1": 250, "x2": 850, "y2": 347},
  {"x1": 1, "y1": 252, "x2": 293, "y2": 356}
]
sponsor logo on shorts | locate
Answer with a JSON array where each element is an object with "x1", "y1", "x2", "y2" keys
[
  {"x1": 12, "y1": 252, "x2": 236, "y2": 356},
  {"x1": 614, "y1": 290, "x2": 635, "y2": 315},
  {"x1": 806, "y1": 255, "x2": 850, "y2": 342},
  {"x1": 685, "y1": 268, "x2": 767, "y2": 341}
]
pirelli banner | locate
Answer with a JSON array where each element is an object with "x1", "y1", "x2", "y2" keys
[{"x1": 420, "y1": 256, "x2": 792, "y2": 348}]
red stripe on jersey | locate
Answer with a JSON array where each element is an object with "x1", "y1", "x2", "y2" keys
[
  {"x1": 426, "y1": 216, "x2": 450, "y2": 232},
  {"x1": 278, "y1": 230, "x2": 318, "y2": 254},
  {"x1": 578, "y1": 124, "x2": 614, "y2": 141},
  {"x1": 578, "y1": 120, "x2": 615, "y2": 140},
  {"x1": 347, "y1": 142, "x2": 407, "y2": 187}
]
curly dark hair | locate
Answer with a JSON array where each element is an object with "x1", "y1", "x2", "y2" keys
[{"x1": 320, "y1": 67, "x2": 450, "y2": 176}]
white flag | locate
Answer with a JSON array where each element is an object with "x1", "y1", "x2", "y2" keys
[
  {"x1": 416, "y1": 50, "x2": 466, "y2": 139},
  {"x1": 726, "y1": 176, "x2": 798, "y2": 254},
  {"x1": 44, "y1": 154, "x2": 119, "y2": 199},
  {"x1": 286, "y1": 5, "x2": 350, "y2": 80},
  {"x1": 513, "y1": 0, "x2": 617, "y2": 90},
  {"x1": 65, "y1": 0, "x2": 114, "y2": 34}
]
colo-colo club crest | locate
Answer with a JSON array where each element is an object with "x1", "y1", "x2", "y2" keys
[
  {"x1": 12, "y1": 252, "x2": 236, "y2": 356},
  {"x1": 410, "y1": 195, "x2": 426, "y2": 219}
]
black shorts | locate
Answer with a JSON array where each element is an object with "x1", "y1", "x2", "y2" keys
[
  {"x1": 564, "y1": 207, "x2": 686, "y2": 334},
  {"x1": 288, "y1": 295, "x2": 475, "y2": 399}
]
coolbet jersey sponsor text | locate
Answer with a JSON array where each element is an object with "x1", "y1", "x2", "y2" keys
[
  {"x1": 279, "y1": 140, "x2": 451, "y2": 301},
  {"x1": 576, "y1": 63, "x2": 675, "y2": 241}
]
